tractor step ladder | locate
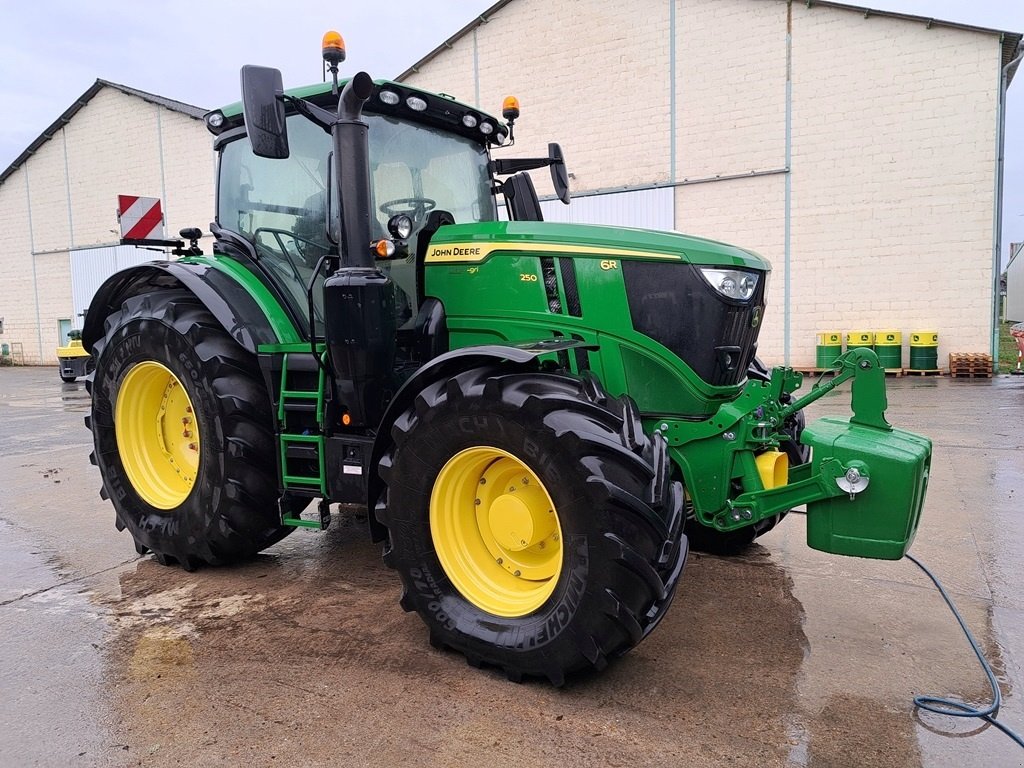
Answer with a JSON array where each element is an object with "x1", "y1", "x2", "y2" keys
[{"x1": 276, "y1": 350, "x2": 328, "y2": 529}]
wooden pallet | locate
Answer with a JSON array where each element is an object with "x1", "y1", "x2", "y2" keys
[
  {"x1": 950, "y1": 370, "x2": 993, "y2": 379},
  {"x1": 948, "y1": 353, "x2": 993, "y2": 378},
  {"x1": 902, "y1": 368, "x2": 944, "y2": 376}
]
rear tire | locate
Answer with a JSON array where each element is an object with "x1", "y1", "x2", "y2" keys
[
  {"x1": 88, "y1": 289, "x2": 291, "y2": 567},
  {"x1": 378, "y1": 366, "x2": 686, "y2": 684}
]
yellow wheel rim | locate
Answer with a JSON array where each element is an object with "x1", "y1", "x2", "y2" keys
[
  {"x1": 430, "y1": 447, "x2": 563, "y2": 618},
  {"x1": 114, "y1": 361, "x2": 200, "y2": 509}
]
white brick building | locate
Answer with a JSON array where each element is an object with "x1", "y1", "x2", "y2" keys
[
  {"x1": 1, "y1": 2, "x2": 1020, "y2": 369},
  {"x1": 400, "y1": 0, "x2": 1023, "y2": 367},
  {"x1": 0, "y1": 81, "x2": 212, "y2": 365}
]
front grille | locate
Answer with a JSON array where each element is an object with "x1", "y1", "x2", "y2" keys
[{"x1": 622, "y1": 261, "x2": 765, "y2": 386}]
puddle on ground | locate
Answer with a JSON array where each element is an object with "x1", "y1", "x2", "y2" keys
[{"x1": 0, "y1": 520, "x2": 115, "y2": 765}]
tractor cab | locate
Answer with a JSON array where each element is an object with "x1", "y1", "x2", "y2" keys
[
  {"x1": 206, "y1": 75, "x2": 564, "y2": 345},
  {"x1": 211, "y1": 92, "x2": 500, "y2": 336}
]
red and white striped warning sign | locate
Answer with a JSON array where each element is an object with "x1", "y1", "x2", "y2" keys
[{"x1": 117, "y1": 195, "x2": 165, "y2": 241}]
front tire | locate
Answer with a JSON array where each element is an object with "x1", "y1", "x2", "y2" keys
[
  {"x1": 378, "y1": 366, "x2": 686, "y2": 684},
  {"x1": 88, "y1": 289, "x2": 291, "y2": 568}
]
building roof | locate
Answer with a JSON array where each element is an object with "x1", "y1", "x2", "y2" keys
[
  {"x1": 0, "y1": 79, "x2": 207, "y2": 188},
  {"x1": 396, "y1": 0, "x2": 1022, "y2": 84},
  {"x1": 808, "y1": 1, "x2": 1022, "y2": 80},
  {"x1": 396, "y1": 0, "x2": 514, "y2": 81}
]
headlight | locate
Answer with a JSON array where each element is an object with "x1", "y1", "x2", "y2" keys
[
  {"x1": 699, "y1": 268, "x2": 759, "y2": 301},
  {"x1": 378, "y1": 90, "x2": 400, "y2": 106},
  {"x1": 462, "y1": 114, "x2": 478, "y2": 128},
  {"x1": 479, "y1": 121, "x2": 494, "y2": 135},
  {"x1": 406, "y1": 95, "x2": 428, "y2": 112},
  {"x1": 387, "y1": 214, "x2": 413, "y2": 240}
]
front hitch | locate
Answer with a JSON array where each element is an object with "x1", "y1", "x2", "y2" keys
[{"x1": 662, "y1": 349, "x2": 931, "y2": 560}]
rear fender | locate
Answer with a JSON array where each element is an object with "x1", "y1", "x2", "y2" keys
[{"x1": 81, "y1": 261, "x2": 288, "y2": 354}]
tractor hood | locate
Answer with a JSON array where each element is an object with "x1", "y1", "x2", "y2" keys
[{"x1": 424, "y1": 221, "x2": 769, "y2": 271}]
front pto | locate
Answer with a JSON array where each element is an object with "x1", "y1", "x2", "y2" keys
[{"x1": 659, "y1": 349, "x2": 932, "y2": 560}]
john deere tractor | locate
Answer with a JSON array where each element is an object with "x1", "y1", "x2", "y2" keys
[{"x1": 83, "y1": 35, "x2": 931, "y2": 684}]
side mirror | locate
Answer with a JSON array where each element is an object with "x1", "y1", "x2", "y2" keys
[
  {"x1": 240, "y1": 65, "x2": 289, "y2": 159},
  {"x1": 548, "y1": 143, "x2": 570, "y2": 205}
]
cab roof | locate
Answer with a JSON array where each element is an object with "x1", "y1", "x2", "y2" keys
[{"x1": 211, "y1": 78, "x2": 507, "y2": 147}]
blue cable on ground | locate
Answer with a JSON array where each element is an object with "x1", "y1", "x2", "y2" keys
[{"x1": 905, "y1": 552, "x2": 1024, "y2": 748}]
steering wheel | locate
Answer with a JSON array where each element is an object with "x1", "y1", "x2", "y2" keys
[{"x1": 379, "y1": 197, "x2": 437, "y2": 219}]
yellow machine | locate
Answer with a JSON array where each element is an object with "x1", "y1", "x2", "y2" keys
[{"x1": 56, "y1": 335, "x2": 93, "y2": 382}]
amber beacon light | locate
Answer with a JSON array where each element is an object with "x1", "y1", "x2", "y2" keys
[
  {"x1": 502, "y1": 95, "x2": 520, "y2": 122},
  {"x1": 322, "y1": 30, "x2": 346, "y2": 65}
]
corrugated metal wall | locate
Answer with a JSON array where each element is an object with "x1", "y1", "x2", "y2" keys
[
  {"x1": 1006, "y1": 244, "x2": 1024, "y2": 322},
  {"x1": 539, "y1": 187, "x2": 674, "y2": 230},
  {"x1": 70, "y1": 245, "x2": 168, "y2": 324}
]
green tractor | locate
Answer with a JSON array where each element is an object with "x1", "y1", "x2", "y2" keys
[{"x1": 83, "y1": 35, "x2": 931, "y2": 684}]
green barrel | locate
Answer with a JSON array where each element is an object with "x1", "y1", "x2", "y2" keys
[
  {"x1": 909, "y1": 331, "x2": 938, "y2": 371},
  {"x1": 816, "y1": 331, "x2": 842, "y2": 368},
  {"x1": 874, "y1": 330, "x2": 902, "y2": 369},
  {"x1": 846, "y1": 330, "x2": 874, "y2": 352}
]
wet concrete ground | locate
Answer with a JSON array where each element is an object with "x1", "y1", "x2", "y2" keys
[{"x1": 0, "y1": 365, "x2": 1022, "y2": 767}]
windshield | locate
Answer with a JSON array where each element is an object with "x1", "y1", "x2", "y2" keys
[{"x1": 217, "y1": 113, "x2": 496, "y2": 334}]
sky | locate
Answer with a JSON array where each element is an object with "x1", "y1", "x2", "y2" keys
[{"x1": 2, "y1": 0, "x2": 1022, "y2": 264}]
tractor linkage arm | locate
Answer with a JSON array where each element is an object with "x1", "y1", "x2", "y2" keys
[{"x1": 662, "y1": 348, "x2": 891, "y2": 532}]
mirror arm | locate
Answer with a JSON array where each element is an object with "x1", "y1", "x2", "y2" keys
[
  {"x1": 283, "y1": 96, "x2": 337, "y2": 131},
  {"x1": 490, "y1": 157, "x2": 554, "y2": 176}
]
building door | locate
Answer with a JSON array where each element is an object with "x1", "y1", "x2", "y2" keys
[
  {"x1": 539, "y1": 187, "x2": 674, "y2": 230},
  {"x1": 57, "y1": 319, "x2": 73, "y2": 346},
  {"x1": 70, "y1": 245, "x2": 167, "y2": 324}
]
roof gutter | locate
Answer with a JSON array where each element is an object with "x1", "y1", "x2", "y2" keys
[
  {"x1": 395, "y1": 0, "x2": 515, "y2": 82},
  {"x1": 993, "y1": 40, "x2": 1024, "y2": 366}
]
